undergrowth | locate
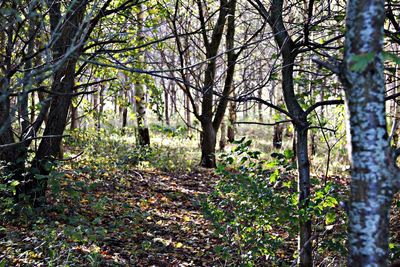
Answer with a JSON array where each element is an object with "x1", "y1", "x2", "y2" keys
[{"x1": 202, "y1": 138, "x2": 348, "y2": 266}]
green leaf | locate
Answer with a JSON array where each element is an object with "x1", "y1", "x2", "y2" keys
[
  {"x1": 383, "y1": 51, "x2": 400, "y2": 65},
  {"x1": 325, "y1": 211, "x2": 336, "y2": 225},
  {"x1": 269, "y1": 169, "x2": 279, "y2": 183},
  {"x1": 349, "y1": 52, "x2": 375, "y2": 72},
  {"x1": 34, "y1": 174, "x2": 48, "y2": 180},
  {"x1": 282, "y1": 181, "x2": 292, "y2": 188},
  {"x1": 283, "y1": 149, "x2": 294, "y2": 159},
  {"x1": 10, "y1": 180, "x2": 19, "y2": 187},
  {"x1": 240, "y1": 156, "x2": 248, "y2": 164}
]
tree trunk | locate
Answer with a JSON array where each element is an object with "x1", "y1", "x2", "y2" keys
[
  {"x1": 198, "y1": 0, "x2": 230, "y2": 168},
  {"x1": 30, "y1": 92, "x2": 35, "y2": 123},
  {"x1": 227, "y1": 98, "x2": 236, "y2": 143},
  {"x1": 165, "y1": 84, "x2": 170, "y2": 126},
  {"x1": 185, "y1": 94, "x2": 191, "y2": 128},
  {"x1": 296, "y1": 126, "x2": 312, "y2": 267},
  {"x1": 219, "y1": 120, "x2": 226, "y2": 151},
  {"x1": 273, "y1": 123, "x2": 284, "y2": 149},
  {"x1": 135, "y1": 5, "x2": 150, "y2": 146},
  {"x1": 122, "y1": 90, "x2": 128, "y2": 133},
  {"x1": 200, "y1": 121, "x2": 216, "y2": 168},
  {"x1": 0, "y1": 83, "x2": 18, "y2": 163},
  {"x1": 98, "y1": 84, "x2": 104, "y2": 131},
  {"x1": 340, "y1": 0, "x2": 396, "y2": 264},
  {"x1": 135, "y1": 80, "x2": 150, "y2": 145},
  {"x1": 258, "y1": 88, "x2": 263, "y2": 122},
  {"x1": 171, "y1": 85, "x2": 177, "y2": 115},
  {"x1": 70, "y1": 104, "x2": 78, "y2": 131},
  {"x1": 25, "y1": 0, "x2": 86, "y2": 204},
  {"x1": 266, "y1": 0, "x2": 314, "y2": 260}
]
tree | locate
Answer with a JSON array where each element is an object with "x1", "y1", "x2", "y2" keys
[
  {"x1": 340, "y1": 0, "x2": 399, "y2": 264},
  {"x1": 247, "y1": 0, "x2": 346, "y2": 265},
  {"x1": 134, "y1": 4, "x2": 150, "y2": 146},
  {"x1": 166, "y1": 0, "x2": 260, "y2": 167},
  {"x1": 0, "y1": 0, "x2": 141, "y2": 205}
]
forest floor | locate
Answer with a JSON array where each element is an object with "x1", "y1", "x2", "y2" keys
[
  {"x1": 2, "y1": 131, "x2": 400, "y2": 266},
  {"x1": 0, "y1": 164, "x2": 224, "y2": 266}
]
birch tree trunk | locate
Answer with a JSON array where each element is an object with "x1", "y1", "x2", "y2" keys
[
  {"x1": 135, "y1": 4, "x2": 150, "y2": 146},
  {"x1": 340, "y1": 0, "x2": 399, "y2": 264}
]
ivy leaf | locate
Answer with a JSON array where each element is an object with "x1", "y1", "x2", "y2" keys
[{"x1": 349, "y1": 52, "x2": 375, "y2": 72}]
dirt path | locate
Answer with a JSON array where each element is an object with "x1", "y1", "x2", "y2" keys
[{"x1": 119, "y1": 169, "x2": 222, "y2": 266}]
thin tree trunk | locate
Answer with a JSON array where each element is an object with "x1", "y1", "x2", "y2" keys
[
  {"x1": 30, "y1": 92, "x2": 35, "y2": 123},
  {"x1": 122, "y1": 92, "x2": 128, "y2": 133},
  {"x1": 93, "y1": 90, "x2": 99, "y2": 130},
  {"x1": 198, "y1": 0, "x2": 230, "y2": 167},
  {"x1": 135, "y1": 5, "x2": 150, "y2": 146},
  {"x1": 70, "y1": 104, "x2": 78, "y2": 131},
  {"x1": 219, "y1": 120, "x2": 226, "y2": 151},
  {"x1": 165, "y1": 83, "x2": 170, "y2": 126},
  {"x1": 227, "y1": 96, "x2": 236, "y2": 143},
  {"x1": 185, "y1": 94, "x2": 191, "y2": 127},
  {"x1": 296, "y1": 126, "x2": 312, "y2": 266},
  {"x1": 273, "y1": 123, "x2": 284, "y2": 149},
  {"x1": 98, "y1": 84, "x2": 104, "y2": 131},
  {"x1": 258, "y1": 88, "x2": 263, "y2": 122}
]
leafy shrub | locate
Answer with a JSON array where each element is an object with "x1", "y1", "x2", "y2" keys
[{"x1": 202, "y1": 138, "x2": 346, "y2": 265}]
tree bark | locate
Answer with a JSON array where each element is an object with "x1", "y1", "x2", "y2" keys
[
  {"x1": 198, "y1": 0, "x2": 230, "y2": 167},
  {"x1": 70, "y1": 104, "x2": 78, "y2": 131},
  {"x1": 0, "y1": 81, "x2": 18, "y2": 163},
  {"x1": 25, "y1": 0, "x2": 87, "y2": 203},
  {"x1": 340, "y1": 0, "x2": 397, "y2": 264},
  {"x1": 165, "y1": 83, "x2": 170, "y2": 126},
  {"x1": 296, "y1": 126, "x2": 312, "y2": 266},
  {"x1": 267, "y1": 0, "x2": 313, "y2": 264},
  {"x1": 122, "y1": 90, "x2": 128, "y2": 133},
  {"x1": 227, "y1": 95, "x2": 236, "y2": 143},
  {"x1": 135, "y1": 5, "x2": 150, "y2": 146},
  {"x1": 200, "y1": 120, "x2": 217, "y2": 168},
  {"x1": 273, "y1": 123, "x2": 284, "y2": 149},
  {"x1": 219, "y1": 120, "x2": 226, "y2": 151},
  {"x1": 258, "y1": 88, "x2": 263, "y2": 122}
]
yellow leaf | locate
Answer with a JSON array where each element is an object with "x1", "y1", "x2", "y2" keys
[
  {"x1": 183, "y1": 215, "x2": 190, "y2": 222},
  {"x1": 175, "y1": 242, "x2": 183, "y2": 248}
]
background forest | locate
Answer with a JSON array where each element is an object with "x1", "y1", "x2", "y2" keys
[{"x1": 0, "y1": 0, "x2": 400, "y2": 266}]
